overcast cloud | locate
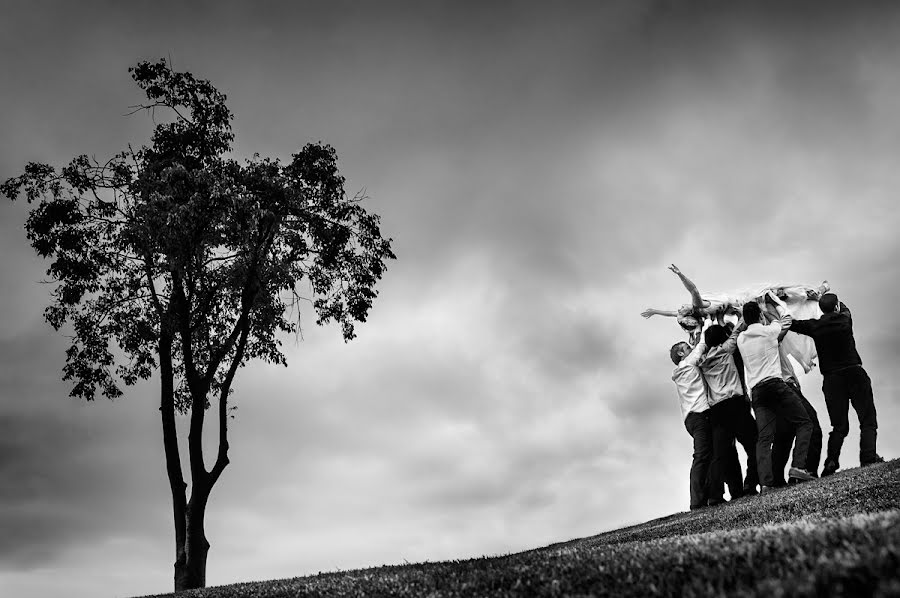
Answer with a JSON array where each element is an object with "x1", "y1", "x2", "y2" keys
[{"x1": 2, "y1": 2, "x2": 900, "y2": 597}]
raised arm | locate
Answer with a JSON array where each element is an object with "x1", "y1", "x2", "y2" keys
[
  {"x1": 641, "y1": 308, "x2": 679, "y2": 319},
  {"x1": 684, "y1": 319, "x2": 713, "y2": 362},
  {"x1": 838, "y1": 300, "x2": 852, "y2": 324},
  {"x1": 791, "y1": 292, "x2": 844, "y2": 337},
  {"x1": 669, "y1": 264, "x2": 707, "y2": 312},
  {"x1": 764, "y1": 290, "x2": 788, "y2": 319},
  {"x1": 721, "y1": 318, "x2": 746, "y2": 354},
  {"x1": 777, "y1": 314, "x2": 793, "y2": 342},
  {"x1": 790, "y1": 317, "x2": 815, "y2": 337}
]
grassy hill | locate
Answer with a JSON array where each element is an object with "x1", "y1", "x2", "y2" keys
[{"x1": 144, "y1": 458, "x2": 900, "y2": 597}]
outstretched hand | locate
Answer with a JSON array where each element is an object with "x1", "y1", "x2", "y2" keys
[
  {"x1": 641, "y1": 309, "x2": 655, "y2": 318},
  {"x1": 668, "y1": 264, "x2": 682, "y2": 276}
]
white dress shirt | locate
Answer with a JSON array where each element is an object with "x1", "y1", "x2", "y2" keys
[
  {"x1": 700, "y1": 326, "x2": 744, "y2": 407},
  {"x1": 737, "y1": 320, "x2": 789, "y2": 391},
  {"x1": 672, "y1": 341, "x2": 709, "y2": 421},
  {"x1": 779, "y1": 344, "x2": 799, "y2": 385}
]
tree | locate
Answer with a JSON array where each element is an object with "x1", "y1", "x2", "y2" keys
[{"x1": 1, "y1": 59, "x2": 395, "y2": 591}]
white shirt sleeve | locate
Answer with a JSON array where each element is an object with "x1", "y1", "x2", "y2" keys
[{"x1": 682, "y1": 341, "x2": 707, "y2": 367}]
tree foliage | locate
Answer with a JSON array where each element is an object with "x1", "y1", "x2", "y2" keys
[
  {"x1": 2, "y1": 59, "x2": 395, "y2": 411},
  {"x1": 2, "y1": 59, "x2": 395, "y2": 590}
]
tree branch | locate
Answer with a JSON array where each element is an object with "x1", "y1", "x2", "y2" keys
[
  {"x1": 174, "y1": 269, "x2": 209, "y2": 484},
  {"x1": 126, "y1": 100, "x2": 194, "y2": 125},
  {"x1": 158, "y1": 325, "x2": 187, "y2": 562},
  {"x1": 143, "y1": 251, "x2": 165, "y2": 319},
  {"x1": 202, "y1": 215, "x2": 278, "y2": 385},
  {"x1": 209, "y1": 320, "x2": 249, "y2": 486}
]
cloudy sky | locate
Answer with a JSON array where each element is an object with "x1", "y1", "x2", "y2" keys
[{"x1": 2, "y1": 1, "x2": 900, "y2": 596}]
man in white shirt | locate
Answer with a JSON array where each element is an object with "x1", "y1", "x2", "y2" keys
[
  {"x1": 671, "y1": 328, "x2": 712, "y2": 510},
  {"x1": 770, "y1": 345, "x2": 823, "y2": 485},
  {"x1": 737, "y1": 301, "x2": 815, "y2": 491},
  {"x1": 700, "y1": 319, "x2": 759, "y2": 503}
]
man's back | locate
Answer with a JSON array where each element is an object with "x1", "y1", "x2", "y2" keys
[
  {"x1": 737, "y1": 321, "x2": 784, "y2": 390},
  {"x1": 791, "y1": 303, "x2": 862, "y2": 374},
  {"x1": 672, "y1": 342, "x2": 709, "y2": 420},
  {"x1": 701, "y1": 328, "x2": 743, "y2": 405}
]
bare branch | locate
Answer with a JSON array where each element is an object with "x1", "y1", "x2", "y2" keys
[
  {"x1": 202, "y1": 252, "x2": 241, "y2": 267},
  {"x1": 125, "y1": 100, "x2": 193, "y2": 125}
]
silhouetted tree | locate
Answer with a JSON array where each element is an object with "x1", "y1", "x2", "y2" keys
[{"x1": 2, "y1": 59, "x2": 395, "y2": 591}]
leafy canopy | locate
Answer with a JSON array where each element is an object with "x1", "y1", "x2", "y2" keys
[{"x1": 2, "y1": 59, "x2": 395, "y2": 411}]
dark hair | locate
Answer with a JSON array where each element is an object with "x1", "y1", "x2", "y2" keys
[
  {"x1": 670, "y1": 342, "x2": 688, "y2": 365},
  {"x1": 742, "y1": 301, "x2": 762, "y2": 324},
  {"x1": 704, "y1": 324, "x2": 729, "y2": 347},
  {"x1": 819, "y1": 293, "x2": 838, "y2": 313},
  {"x1": 723, "y1": 322, "x2": 735, "y2": 334}
]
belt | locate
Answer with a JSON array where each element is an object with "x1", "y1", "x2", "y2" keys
[{"x1": 752, "y1": 376, "x2": 781, "y2": 390}]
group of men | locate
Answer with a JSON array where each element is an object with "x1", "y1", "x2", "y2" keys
[{"x1": 670, "y1": 286, "x2": 883, "y2": 510}]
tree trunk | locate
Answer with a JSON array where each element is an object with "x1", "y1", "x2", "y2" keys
[
  {"x1": 159, "y1": 330, "x2": 192, "y2": 592},
  {"x1": 175, "y1": 494, "x2": 212, "y2": 591},
  {"x1": 164, "y1": 290, "x2": 240, "y2": 592}
]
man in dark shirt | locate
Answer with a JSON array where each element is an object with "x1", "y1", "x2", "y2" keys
[{"x1": 790, "y1": 293, "x2": 882, "y2": 475}]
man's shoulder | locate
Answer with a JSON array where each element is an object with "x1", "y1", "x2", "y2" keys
[
  {"x1": 816, "y1": 312, "x2": 851, "y2": 327},
  {"x1": 706, "y1": 342, "x2": 734, "y2": 359},
  {"x1": 672, "y1": 363, "x2": 693, "y2": 382},
  {"x1": 741, "y1": 323, "x2": 771, "y2": 336},
  {"x1": 739, "y1": 323, "x2": 780, "y2": 347}
]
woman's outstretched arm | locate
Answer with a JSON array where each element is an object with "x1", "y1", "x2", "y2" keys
[
  {"x1": 669, "y1": 264, "x2": 707, "y2": 312},
  {"x1": 641, "y1": 308, "x2": 679, "y2": 318}
]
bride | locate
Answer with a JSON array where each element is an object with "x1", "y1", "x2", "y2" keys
[{"x1": 642, "y1": 265, "x2": 828, "y2": 371}]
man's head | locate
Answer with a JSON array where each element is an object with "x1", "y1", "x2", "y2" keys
[
  {"x1": 670, "y1": 341, "x2": 692, "y2": 365},
  {"x1": 704, "y1": 324, "x2": 729, "y2": 347},
  {"x1": 742, "y1": 301, "x2": 762, "y2": 325},
  {"x1": 819, "y1": 293, "x2": 839, "y2": 313}
]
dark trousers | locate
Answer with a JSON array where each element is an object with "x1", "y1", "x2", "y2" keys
[
  {"x1": 751, "y1": 377, "x2": 814, "y2": 487},
  {"x1": 709, "y1": 395, "x2": 759, "y2": 499},
  {"x1": 684, "y1": 411, "x2": 712, "y2": 509},
  {"x1": 822, "y1": 365, "x2": 879, "y2": 463},
  {"x1": 772, "y1": 381, "x2": 823, "y2": 484}
]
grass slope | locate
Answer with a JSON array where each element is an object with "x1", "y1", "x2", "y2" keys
[{"x1": 144, "y1": 459, "x2": 900, "y2": 597}]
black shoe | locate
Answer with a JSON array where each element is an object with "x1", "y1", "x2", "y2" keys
[
  {"x1": 788, "y1": 467, "x2": 815, "y2": 483},
  {"x1": 821, "y1": 459, "x2": 839, "y2": 476},
  {"x1": 742, "y1": 484, "x2": 758, "y2": 497},
  {"x1": 759, "y1": 485, "x2": 779, "y2": 495},
  {"x1": 861, "y1": 454, "x2": 885, "y2": 467},
  {"x1": 708, "y1": 497, "x2": 727, "y2": 507}
]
